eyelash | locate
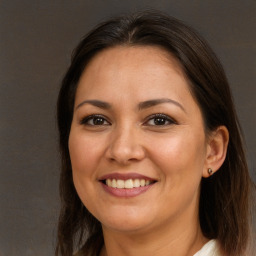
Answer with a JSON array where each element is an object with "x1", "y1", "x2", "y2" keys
[
  {"x1": 144, "y1": 113, "x2": 177, "y2": 126},
  {"x1": 80, "y1": 114, "x2": 110, "y2": 126},
  {"x1": 80, "y1": 113, "x2": 177, "y2": 127}
]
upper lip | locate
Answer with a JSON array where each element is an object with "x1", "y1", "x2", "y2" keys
[{"x1": 98, "y1": 172, "x2": 156, "y2": 181}]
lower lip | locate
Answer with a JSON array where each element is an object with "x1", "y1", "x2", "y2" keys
[{"x1": 101, "y1": 182, "x2": 155, "y2": 197}]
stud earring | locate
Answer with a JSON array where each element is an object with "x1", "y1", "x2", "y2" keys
[{"x1": 208, "y1": 168, "x2": 213, "y2": 176}]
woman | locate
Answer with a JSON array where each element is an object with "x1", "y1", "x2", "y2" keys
[{"x1": 56, "y1": 10, "x2": 255, "y2": 256}]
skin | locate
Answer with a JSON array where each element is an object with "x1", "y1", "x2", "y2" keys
[{"x1": 69, "y1": 46, "x2": 229, "y2": 256}]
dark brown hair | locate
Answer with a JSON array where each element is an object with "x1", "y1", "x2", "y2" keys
[{"x1": 56, "y1": 10, "x2": 254, "y2": 256}]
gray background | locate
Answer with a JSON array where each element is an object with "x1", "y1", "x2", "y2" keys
[{"x1": 0, "y1": 1, "x2": 255, "y2": 255}]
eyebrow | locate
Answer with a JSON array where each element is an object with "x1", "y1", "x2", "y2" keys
[
  {"x1": 76, "y1": 98, "x2": 185, "y2": 112},
  {"x1": 138, "y1": 98, "x2": 185, "y2": 112},
  {"x1": 76, "y1": 100, "x2": 111, "y2": 110}
]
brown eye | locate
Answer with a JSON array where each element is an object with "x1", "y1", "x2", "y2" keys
[
  {"x1": 154, "y1": 117, "x2": 168, "y2": 125},
  {"x1": 92, "y1": 117, "x2": 105, "y2": 125},
  {"x1": 80, "y1": 115, "x2": 110, "y2": 126},
  {"x1": 145, "y1": 114, "x2": 176, "y2": 126}
]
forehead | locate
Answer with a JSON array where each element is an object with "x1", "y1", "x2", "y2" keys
[
  {"x1": 83, "y1": 45, "x2": 185, "y2": 80},
  {"x1": 76, "y1": 46, "x2": 190, "y2": 99}
]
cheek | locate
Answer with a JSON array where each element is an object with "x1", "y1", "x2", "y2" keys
[
  {"x1": 68, "y1": 131, "x2": 102, "y2": 208},
  {"x1": 148, "y1": 131, "x2": 206, "y2": 216},
  {"x1": 68, "y1": 131, "x2": 103, "y2": 176},
  {"x1": 148, "y1": 130, "x2": 206, "y2": 179}
]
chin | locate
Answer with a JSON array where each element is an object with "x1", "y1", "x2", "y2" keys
[
  {"x1": 103, "y1": 221, "x2": 149, "y2": 234},
  {"x1": 99, "y1": 210, "x2": 153, "y2": 233}
]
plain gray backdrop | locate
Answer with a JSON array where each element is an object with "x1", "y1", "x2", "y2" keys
[{"x1": 0, "y1": 1, "x2": 255, "y2": 255}]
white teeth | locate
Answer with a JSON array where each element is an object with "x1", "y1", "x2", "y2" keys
[
  {"x1": 133, "y1": 179, "x2": 140, "y2": 187},
  {"x1": 124, "y1": 179, "x2": 133, "y2": 189},
  {"x1": 106, "y1": 179, "x2": 112, "y2": 187},
  {"x1": 112, "y1": 179, "x2": 117, "y2": 188},
  {"x1": 116, "y1": 179, "x2": 125, "y2": 188},
  {"x1": 105, "y1": 178, "x2": 153, "y2": 189}
]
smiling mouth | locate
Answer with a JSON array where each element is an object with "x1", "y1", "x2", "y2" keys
[{"x1": 101, "y1": 178, "x2": 156, "y2": 189}]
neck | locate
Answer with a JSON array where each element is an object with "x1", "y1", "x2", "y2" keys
[{"x1": 100, "y1": 211, "x2": 208, "y2": 256}]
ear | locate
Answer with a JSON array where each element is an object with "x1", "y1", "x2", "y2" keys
[{"x1": 203, "y1": 126, "x2": 229, "y2": 178}]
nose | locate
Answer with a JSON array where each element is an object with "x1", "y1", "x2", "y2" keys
[{"x1": 106, "y1": 125, "x2": 145, "y2": 165}]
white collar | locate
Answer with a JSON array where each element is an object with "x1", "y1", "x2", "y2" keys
[{"x1": 193, "y1": 240, "x2": 221, "y2": 256}]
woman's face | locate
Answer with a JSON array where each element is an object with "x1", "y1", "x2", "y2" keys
[{"x1": 69, "y1": 46, "x2": 209, "y2": 234}]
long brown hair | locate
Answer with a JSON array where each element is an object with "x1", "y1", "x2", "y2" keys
[{"x1": 56, "y1": 10, "x2": 254, "y2": 256}]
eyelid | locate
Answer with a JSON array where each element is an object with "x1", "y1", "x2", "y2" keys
[
  {"x1": 80, "y1": 114, "x2": 111, "y2": 125},
  {"x1": 143, "y1": 113, "x2": 177, "y2": 126}
]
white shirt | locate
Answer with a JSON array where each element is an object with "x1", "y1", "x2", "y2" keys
[{"x1": 193, "y1": 240, "x2": 221, "y2": 256}]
